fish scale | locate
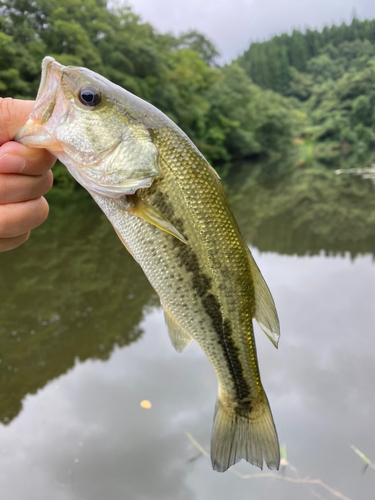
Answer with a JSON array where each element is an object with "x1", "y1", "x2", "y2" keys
[
  {"x1": 149, "y1": 127, "x2": 260, "y2": 392},
  {"x1": 15, "y1": 56, "x2": 281, "y2": 472}
]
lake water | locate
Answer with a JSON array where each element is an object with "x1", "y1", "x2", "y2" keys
[{"x1": 1, "y1": 167, "x2": 375, "y2": 500}]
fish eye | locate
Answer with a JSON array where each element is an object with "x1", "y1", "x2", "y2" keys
[{"x1": 78, "y1": 86, "x2": 101, "y2": 107}]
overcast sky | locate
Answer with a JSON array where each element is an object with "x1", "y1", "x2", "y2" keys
[{"x1": 124, "y1": 0, "x2": 375, "y2": 62}]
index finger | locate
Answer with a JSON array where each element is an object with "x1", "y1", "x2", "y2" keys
[
  {"x1": 0, "y1": 98, "x2": 34, "y2": 145},
  {"x1": 0, "y1": 141, "x2": 56, "y2": 175}
]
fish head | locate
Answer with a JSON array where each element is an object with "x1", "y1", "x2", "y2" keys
[{"x1": 15, "y1": 57, "x2": 160, "y2": 196}]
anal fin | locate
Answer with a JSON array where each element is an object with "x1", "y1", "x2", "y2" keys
[{"x1": 164, "y1": 308, "x2": 193, "y2": 352}]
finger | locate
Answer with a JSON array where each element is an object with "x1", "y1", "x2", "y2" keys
[
  {"x1": 0, "y1": 98, "x2": 34, "y2": 145},
  {"x1": 0, "y1": 197, "x2": 49, "y2": 238},
  {"x1": 0, "y1": 171, "x2": 53, "y2": 204},
  {"x1": 0, "y1": 232, "x2": 30, "y2": 252},
  {"x1": 0, "y1": 142, "x2": 56, "y2": 175}
]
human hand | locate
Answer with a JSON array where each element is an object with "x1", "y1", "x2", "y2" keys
[{"x1": 0, "y1": 98, "x2": 55, "y2": 252}]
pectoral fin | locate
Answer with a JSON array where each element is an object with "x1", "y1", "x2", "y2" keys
[
  {"x1": 127, "y1": 197, "x2": 188, "y2": 245},
  {"x1": 164, "y1": 308, "x2": 193, "y2": 352},
  {"x1": 247, "y1": 248, "x2": 280, "y2": 348}
]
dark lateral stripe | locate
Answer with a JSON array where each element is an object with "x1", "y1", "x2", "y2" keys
[
  {"x1": 150, "y1": 188, "x2": 251, "y2": 402},
  {"x1": 201, "y1": 293, "x2": 251, "y2": 402}
]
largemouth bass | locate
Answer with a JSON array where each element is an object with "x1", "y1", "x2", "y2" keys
[{"x1": 15, "y1": 57, "x2": 281, "y2": 472}]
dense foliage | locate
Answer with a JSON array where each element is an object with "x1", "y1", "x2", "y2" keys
[
  {"x1": 238, "y1": 17, "x2": 375, "y2": 168},
  {"x1": 0, "y1": 0, "x2": 304, "y2": 176},
  {"x1": 1, "y1": 2, "x2": 374, "y2": 176}
]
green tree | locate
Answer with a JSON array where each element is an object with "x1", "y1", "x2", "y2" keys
[{"x1": 178, "y1": 30, "x2": 219, "y2": 66}]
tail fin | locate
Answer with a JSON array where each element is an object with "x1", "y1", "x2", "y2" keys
[{"x1": 211, "y1": 394, "x2": 280, "y2": 472}]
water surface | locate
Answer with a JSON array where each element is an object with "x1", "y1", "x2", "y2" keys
[{"x1": 1, "y1": 167, "x2": 374, "y2": 500}]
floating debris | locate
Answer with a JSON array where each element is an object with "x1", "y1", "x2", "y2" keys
[
  {"x1": 140, "y1": 400, "x2": 152, "y2": 409},
  {"x1": 335, "y1": 165, "x2": 375, "y2": 183}
]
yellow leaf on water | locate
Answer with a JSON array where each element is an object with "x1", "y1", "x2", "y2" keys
[{"x1": 140, "y1": 400, "x2": 152, "y2": 409}]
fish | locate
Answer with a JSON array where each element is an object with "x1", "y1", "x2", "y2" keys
[{"x1": 15, "y1": 57, "x2": 281, "y2": 472}]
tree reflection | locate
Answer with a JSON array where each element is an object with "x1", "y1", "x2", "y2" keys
[
  {"x1": 0, "y1": 192, "x2": 157, "y2": 423},
  {"x1": 231, "y1": 166, "x2": 375, "y2": 257}
]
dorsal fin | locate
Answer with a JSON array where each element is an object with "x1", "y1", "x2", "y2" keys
[
  {"x1": 164, "y1": 308, "x2": 193, "y2": 352},
  {"x1": 247, "y1": 248, "x2": 280, "y2": 348}
]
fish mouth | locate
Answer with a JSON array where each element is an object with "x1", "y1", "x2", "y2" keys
[{"x1": 15, "y1": 57, "x2": 64, "y2": 148}]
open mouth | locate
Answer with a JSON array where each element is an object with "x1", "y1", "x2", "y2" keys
[{"x1": 14, "y1": 57, "x2": 63, "y2": 148}]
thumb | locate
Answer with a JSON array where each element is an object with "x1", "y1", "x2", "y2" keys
[{"x1": 0, "y1": 98, "x2": 34, "y2": 146}]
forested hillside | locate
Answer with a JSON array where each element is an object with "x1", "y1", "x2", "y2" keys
[
  {"x1": 238, "y1": 17, "x2": 375, "y2": 168},
  {"x1": 1, "y1": 1, "x2": 374, "y2": 179},
  {"x1": 0, "y1": 0, "x2": 303, "y2": 178}
]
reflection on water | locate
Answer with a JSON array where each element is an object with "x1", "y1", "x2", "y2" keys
[
  {"x1": 0, "y1": 193, "x2": 156, "y2": 423},
  {"x1": 336, "y1": 165, "x2": 375, "y2": 184},
  {"x1": 231, "y1": 165, "x2": 375, "y2": 256},
  {"x1": 1, "y1": 168, "x2": 375, "y2": 499}
]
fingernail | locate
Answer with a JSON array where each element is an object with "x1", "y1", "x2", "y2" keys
[{"x1": 0, "y1": 154, "x2": 26, "y2": 173}]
